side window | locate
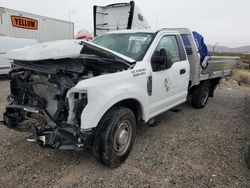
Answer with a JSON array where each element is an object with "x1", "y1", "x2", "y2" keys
[
  {"x1": 155, "y1": 35, "x2": 181, "y2": 62},
  {"x1": 181, "y1": 34, "x2": 193, "y2": 55},
  {"x1": 138, "y1": 14, "x2": 143, "y2": 22},
  {"x1": 151, "y1": 35, "x2": 181, "y2": 72}
]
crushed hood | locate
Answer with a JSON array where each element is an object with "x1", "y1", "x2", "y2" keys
[{"x1": 7, "y1": 40, "x2": 135, "y2": 64}]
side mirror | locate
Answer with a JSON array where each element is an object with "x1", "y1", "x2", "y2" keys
[{"x1": 151, "y1": 48, "x2": 172, "y2": 71}]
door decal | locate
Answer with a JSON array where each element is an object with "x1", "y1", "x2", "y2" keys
[{"x1": 147, "y1": 75, "x2": 152, "y2": 96}]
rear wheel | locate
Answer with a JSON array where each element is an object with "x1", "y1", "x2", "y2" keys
[
  {"x1": 191, "y1": 81, "x2": 211, "y2": 109},
  {"x1": 93, "y1": 107, "x2": 136, "y2": 167}
]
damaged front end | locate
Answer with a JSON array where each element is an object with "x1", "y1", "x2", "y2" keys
[
  {"x1": 3, "y1": 55, "x2": 130, "y2": 150},
  {"x1": 4, "y1": 105, "x2": 92, "y2": 150}
]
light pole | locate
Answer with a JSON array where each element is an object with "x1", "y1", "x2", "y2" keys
[
  {"x1": 68, "y1": 9, "x2": 77, "y2": 39},
  {"x1": 68, "y1": 9, "x2": 77, "y2": 22}
]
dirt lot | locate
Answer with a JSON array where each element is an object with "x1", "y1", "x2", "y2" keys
[{"x1": 0, "y1": 80, "x2": 249, "y2": 188}]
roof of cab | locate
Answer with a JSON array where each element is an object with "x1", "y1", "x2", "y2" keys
[{"x1": 105, "y1": 28, "x2": 180, "y2": 35}]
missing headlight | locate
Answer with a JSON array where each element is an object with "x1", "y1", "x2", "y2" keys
[{"x1": 73, "y1": 93, "x2": 87, "y2": 126}]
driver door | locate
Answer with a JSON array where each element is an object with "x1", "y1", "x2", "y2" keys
[{"x1": 148, "y1": 35, "x2": 190, "y2": 118}]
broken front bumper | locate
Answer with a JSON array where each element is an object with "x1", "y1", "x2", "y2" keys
[{"x1": 3, "y1": 105, "x2": 94, "y2": 150}]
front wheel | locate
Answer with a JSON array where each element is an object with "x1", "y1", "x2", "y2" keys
[
  {"x1": 93, "y1": 107, "x2": 136, "y2": 167},
  {"x1": 191, "y1": 81, "x2": 211, "y2": 109}
]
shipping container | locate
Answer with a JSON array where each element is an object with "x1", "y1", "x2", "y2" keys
[{"x1": 0, "y1": 7, "x2": 74, "y2": 42}]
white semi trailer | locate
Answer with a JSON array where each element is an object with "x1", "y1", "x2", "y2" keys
[
  {"x1": 0, "y1": 7, "x2": 74, "y2": 42},
  {"x1": 0, "y1": 7, "x2": 74, "y2": 74},
  {"x1": 93, "y1": 1, "x2": 150, "y2": 36},
  {"x1": 0, "y1": 36, "x2": 38, "y2": 74}
]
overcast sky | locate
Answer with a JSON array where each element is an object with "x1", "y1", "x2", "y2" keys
[{"x1": 1, "y1": 0, "x2": 249, "y2": 47}]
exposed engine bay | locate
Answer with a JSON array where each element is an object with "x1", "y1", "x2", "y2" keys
[{"x1": 4, "y1": 56, "x2": 131, "y2": 150}]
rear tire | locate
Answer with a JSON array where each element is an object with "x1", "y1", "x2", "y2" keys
[
  {"x1": 191, "y1": 81, "x2": 211, "y2": 109},
  {"x1": 93, "y1": 107, "x2": 136, "y2": 167}
]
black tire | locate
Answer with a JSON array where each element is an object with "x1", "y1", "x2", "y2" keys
[
  {"x1": 191, "y1": 81, "x2": 211, "y2": 109},
  {"x1": 93, "y1": 107, "x2": 136, "y2": 167}
]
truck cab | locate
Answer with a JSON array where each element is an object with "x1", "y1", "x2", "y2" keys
[
  {"x1": 92, "y1": 29, "x2": 190, "y2": 121},
  {"x1": 3, "y1": 29, "x2": 238, "y2": 167}
]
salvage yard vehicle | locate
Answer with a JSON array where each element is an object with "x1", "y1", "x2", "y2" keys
[
  {"x1": 0, "y1": 36, "x2": 38, "y2": 74},
  {"x1": 3, "y1": 28, "x2": 239, "y2": 167}
]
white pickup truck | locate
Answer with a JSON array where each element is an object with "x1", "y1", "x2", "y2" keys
[{"x1": 3, "y1": 28, "x2": 239, "y2": 167}]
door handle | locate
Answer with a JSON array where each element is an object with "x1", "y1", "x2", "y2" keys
[{"x1": 180, "y1": 69, "x2": 186, "y2": 74}]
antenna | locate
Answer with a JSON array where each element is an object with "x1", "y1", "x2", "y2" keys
[{"x1": 155, "y1": 13, "x2": 158, "y2": 28}]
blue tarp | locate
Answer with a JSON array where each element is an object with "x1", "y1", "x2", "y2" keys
[{"x1": 192, "y1": 31, "x2": 210, "y2": 62}]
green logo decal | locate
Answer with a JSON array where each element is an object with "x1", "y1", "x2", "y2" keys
[{"x1": 164, "y1": 78, "x2": 169, "y2": 92}]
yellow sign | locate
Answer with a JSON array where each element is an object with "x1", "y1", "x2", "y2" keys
[{"x1": 11, "y1": 16, "x2": 38, "y2": 30}]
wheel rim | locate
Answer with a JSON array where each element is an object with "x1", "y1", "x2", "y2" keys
[
  {"x1": 201, "y1": 87, "x2": 209, "y2": 106},
  {"x1": 113, "y1": 120, "x2": 132, "y2": 156}
]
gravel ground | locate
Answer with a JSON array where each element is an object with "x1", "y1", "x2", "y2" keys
[{"x1": 0, "y1": 80, "x2": 249, "y2": 188}]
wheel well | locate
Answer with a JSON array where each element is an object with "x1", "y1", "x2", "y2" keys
[
  {"x1": 209, "y1": 77, "x2": 221, "y2": 86},
  {"x1": 112, "y1": 99, "x2": 143, "y2": 124},
  {"x1": 190, "y1": 78, "x2": 221, "y2": 96},
  {"x1": 209, "y1": 78, "x2": 221, "y2": 97}
]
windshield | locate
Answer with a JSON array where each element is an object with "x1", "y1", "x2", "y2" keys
[{"x1": 92, "y1": 33, "x2": 154, "y2": 61}]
